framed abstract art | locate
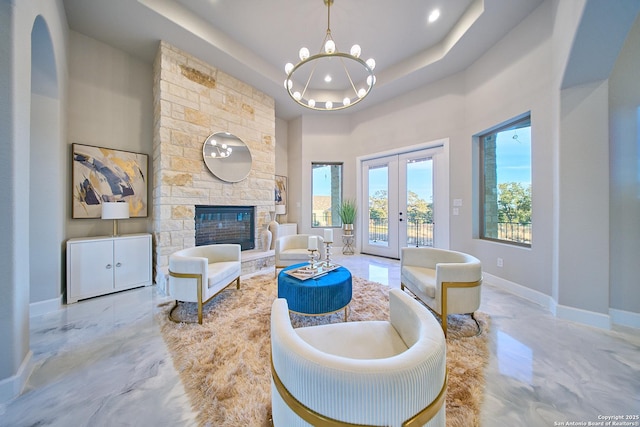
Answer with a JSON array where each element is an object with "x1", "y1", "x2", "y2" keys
[
  {"x1": 275, "y1": 175, "x2": 287, "y2": 213},
  {"x1": 72, "y1": 143, "x2": 149, "y2": 219}
]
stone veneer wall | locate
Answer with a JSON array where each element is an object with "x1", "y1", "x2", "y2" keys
[{"x1": 152, "y1": 42, "x2": 275, "y2": 280}]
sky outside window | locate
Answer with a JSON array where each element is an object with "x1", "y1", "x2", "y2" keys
[{"x1": 495, "y1": 125, "x2": 531, "y2": 185}]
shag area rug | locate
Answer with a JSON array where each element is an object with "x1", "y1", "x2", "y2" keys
[{"x1": 157, "y1": 273, "x2": 489, "y2": 427}]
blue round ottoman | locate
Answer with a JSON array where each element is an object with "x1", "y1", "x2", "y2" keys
[{"x1": 278, "y1": 263, "x2": 352, "y2": 320}]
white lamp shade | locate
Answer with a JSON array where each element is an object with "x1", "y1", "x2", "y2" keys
[
  {"x1": 102, "y1": 202, "x2": 130, "y2": 219},
  {"x1": 275, "y1": 204, "x2": 286, "y2": 215}
]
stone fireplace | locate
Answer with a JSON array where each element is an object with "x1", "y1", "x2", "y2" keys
[{"x1": 152, "y1": 42, "x2": 276, "y2": 283}]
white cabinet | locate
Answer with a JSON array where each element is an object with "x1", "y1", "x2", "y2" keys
[{"x1": 66, "y1": 233, "x2": 152, "y2": 303}]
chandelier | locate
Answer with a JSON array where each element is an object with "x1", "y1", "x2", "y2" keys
[{"x1": 284, "y1": 0, "x2": 376, "y2": 111}]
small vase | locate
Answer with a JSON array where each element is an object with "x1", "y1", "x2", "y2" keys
[
  {"x1": 343, "y1": 223, "x2": 354, "y2": 235},
  {"x1": 260, "y1": 228, "x2": 272, "y2": 252}
]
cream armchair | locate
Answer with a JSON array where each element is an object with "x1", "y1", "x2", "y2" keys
[
  {"x1": 274, "y1": 234, "x2": 324, "y2": 277},
  {"x1": 401, "y1": 247, "x2": 482, "y2": 336},
  {"x1": 270, "y1": 289, "x2": 447, "y2": 427},
  {"x1": 168, "y1": 244, "x2": 241, "y2": 324}
]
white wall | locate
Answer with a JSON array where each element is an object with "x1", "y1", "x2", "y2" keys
[
  {"x1": 465, "y1": 1, "x2": 555, "y2": 297},
  {"x1": 557, "y1": 80, "x2": 610, "y2": 320},
  {"x1": 609, "y1": 14, "x2": 640, "y2": 315},
  {"x1": 287, "y1": 117, "x2": 303, "y2": 227},
  {"x1": 30, "y1": 93, "x2": 63, "y2": 304},
  {"x1": 298, "y1": 115, "x2": 353, "y2": 238},
  {"x1": 66, "y1": 31, "x2": 153, "y2": 239},
  {"x1": 275, "y1": 117, "x2": 289, "y2": 223},
  {"x1": 1, "y1": 0, "x2": 68, "y2": 403}
]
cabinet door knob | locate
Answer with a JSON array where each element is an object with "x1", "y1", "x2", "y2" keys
[
  {"x1": 116, "y1": 262, "x2": 122, "y2": 268},
  {"x1": 106, "y1": 264, "x2": 112, "y2": 269}
]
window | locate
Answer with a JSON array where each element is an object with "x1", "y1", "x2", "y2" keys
[
  {"x1": 311, "y1": 163, "x2": 342, "y2": 227},
  {"x1": 479, "y1": 115, "x2": 531, "y2": 246}
]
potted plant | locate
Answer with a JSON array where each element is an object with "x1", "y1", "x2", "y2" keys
[{"x1": 338, "y1": 199, "x2": 357, "y2": 235}]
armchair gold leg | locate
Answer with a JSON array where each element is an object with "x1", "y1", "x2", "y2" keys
[
  {"x1": 197, "y1": 273, "x2": 204, "y2": 324},
  {"x1": 170, "y1": 270, "x2": 239, "y2": 325},
  {"x1": 441, "y1": 312, "x2": 448, "y2": 337},
  {"x1": 402, "y1": 280, "x2": 481, "y2": 337},
  {"x1": 441, "y1": 279, "x2": 482, "y2": 338}
]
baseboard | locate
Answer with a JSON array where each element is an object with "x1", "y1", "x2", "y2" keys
[
  {"x1": 482, "y1": 272, "x2": 555, "y2": 312},
  {"x1": 555, "y1": 304, "x2": 611, "y2": 330},
  {"x1": 484, "y1": 272, "x2": 639, "y2": 331},
  {"x1": 29, "y1": 295, "x2": 62, "y2": 317},
  {"x1": 610, "y1": 308, "x2": 640, "y2": 329},
  {"x1": 0, "y1": 350, "x2": 33, "y2": 404}
]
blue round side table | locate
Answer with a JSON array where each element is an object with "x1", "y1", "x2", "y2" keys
[{"x1": 278, "y1": 263, "x2": 352, "y2": 321}]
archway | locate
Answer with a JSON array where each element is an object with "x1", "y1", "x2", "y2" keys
[{"x1": 30, "y1": 16, "x2": 63, "y2": 311}]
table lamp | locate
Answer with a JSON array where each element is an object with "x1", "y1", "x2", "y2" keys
[
  {"x1": 275, "y1": 204, "x2": 286, "y2": 222},
  {"x1": 102, "y1": 201, "x2": 130, "y2": 236}
]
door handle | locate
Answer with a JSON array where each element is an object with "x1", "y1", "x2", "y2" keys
[{"x1": 106, "y1": 264, "x2": 112, "y2": 269}]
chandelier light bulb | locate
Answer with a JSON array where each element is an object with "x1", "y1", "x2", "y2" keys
[
  {"x1": 211, "y1": 153, "x2": 217, "y2": 158},
  {"x1": 308, "y1": 99, "x2": 316, "y2": 107},
  {"x1": 343, "y1": 97, "x2": 351, "y2": 106},
  {"x1": 367, "y1": 75, "x2": 376, "y2": 86},
  {"x1": 325, "y1": 101, "x2": 333, "y2": 110},
  {"x1": 324, "y1": 39, "x2": 336, "y2": 54},
  {"x1": 299, "y1": 47, "x2": 310, "y2": 61},
  {"x1": 366, "y1": 58, "x2": 376, "y2": 70},
  {"x1": 350, "y1": 44, "x2": 361, "y2": 58},
  {"x1": 357, "y1": 88, "x2": 366, "y2": 98},
  {"x1": 221, "y1": 144, "x2": 227, "y2": 149},
  {"x1": 293, "y1": 91, "x2": 302, "y2": 100},
  {"x1": 228, "y1": 147, "x2": 232, "y2": 153},
  {"x1": 211, "y1": 140, "x2": 217, "y2": 146},
  {"x1": 285, "y1": 62, "x2": 294, "y2": 75}
]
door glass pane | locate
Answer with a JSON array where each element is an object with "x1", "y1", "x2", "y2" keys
[
  {"x1": 312, "y1": 163, "x2": 342, "y2": 227},
  {"x1": 368, "y1": 164, "x2": 389, "y2": 246},
  {"x1": 406, "y1": 158, "x2": 433, "y2": 247}
]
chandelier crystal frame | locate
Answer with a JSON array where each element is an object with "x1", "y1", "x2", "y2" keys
[{"x1": 284, "y1": 0, "x2": 376, "y2": 111}]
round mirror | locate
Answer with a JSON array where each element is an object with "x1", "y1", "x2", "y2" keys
[{"x1": 202, "y1": 132, "x2": 252, "y2": 182}]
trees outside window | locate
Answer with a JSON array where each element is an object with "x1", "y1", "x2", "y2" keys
[{"x1": 479, "y1": 115, "x2": 532, "y2": 246}]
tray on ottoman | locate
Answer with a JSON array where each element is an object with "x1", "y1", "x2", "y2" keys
[{"x1": 283, "y1": 263, "x2": 341, "y2": 280}]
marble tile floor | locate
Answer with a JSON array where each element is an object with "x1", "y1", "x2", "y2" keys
[{"x1": 1, "y1": 253, "x2": 638, "y2": 426}]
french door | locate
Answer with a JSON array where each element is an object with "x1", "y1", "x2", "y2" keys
[{"x1": 361, "y1": 149, "x2": 437, "y2": 259}]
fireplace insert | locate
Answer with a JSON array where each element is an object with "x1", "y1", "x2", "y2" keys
[{"x1": 195, "y1": 205, "x2": 255, "y2": 250}]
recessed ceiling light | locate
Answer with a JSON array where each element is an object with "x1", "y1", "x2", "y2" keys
[
  {"x1": 324, "y1": 75, "x2": 332, "y2": 83},
  {"x1": 428, "y1": 9, "x2": 440, "y2": 23}
]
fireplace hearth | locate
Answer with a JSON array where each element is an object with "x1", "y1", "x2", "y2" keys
[{"x1": 195, "y1": 205, "x2": 255, "y2": 250}]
